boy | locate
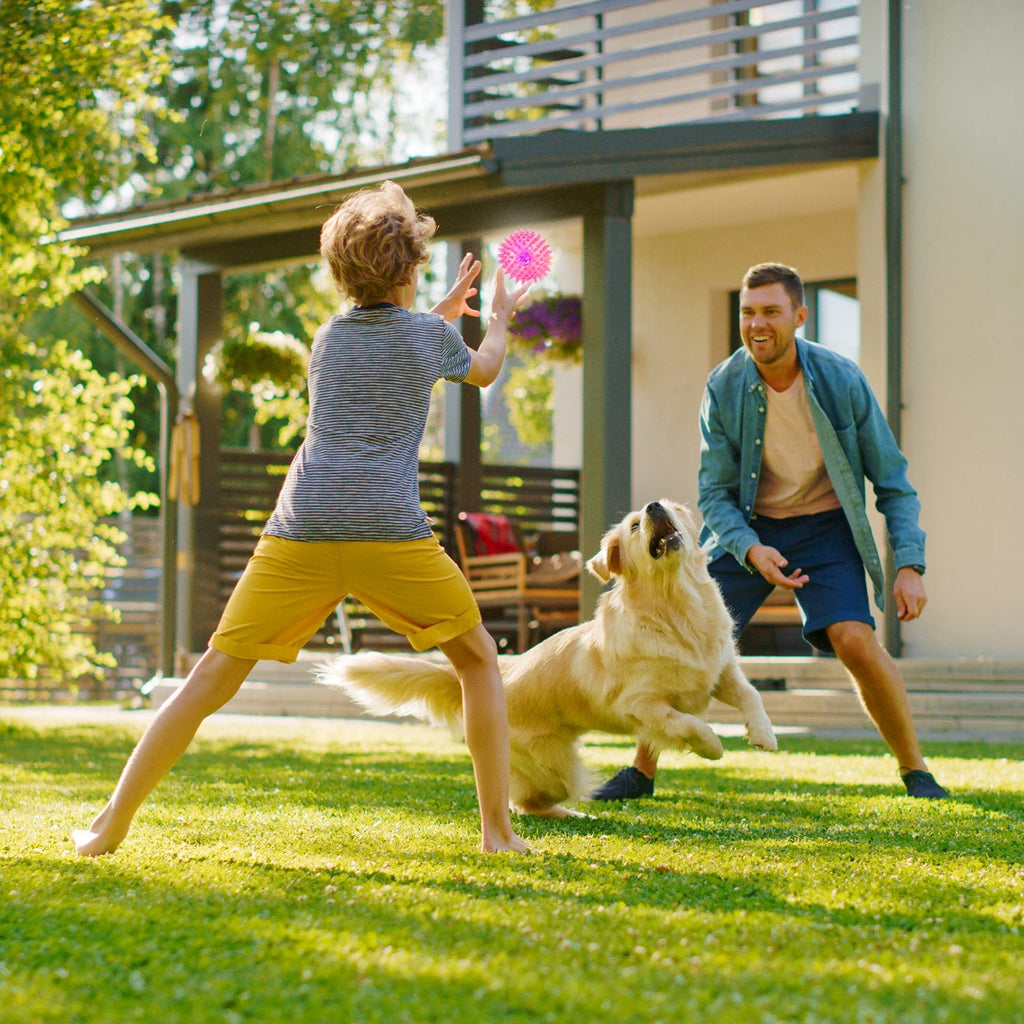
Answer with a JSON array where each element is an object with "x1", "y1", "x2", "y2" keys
[{"x1": 75, "y1": 181, "x2": 533, "y2": 855}]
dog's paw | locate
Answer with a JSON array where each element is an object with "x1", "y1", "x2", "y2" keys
[
  {"x1": 747, "y1": 721, "x2": 778, "y2": 751},
  {"x1": 556, "y1": 806, "x2": 593, "y2": 819},
  {"x1": 514, "y1": 803, "x2": 590, "y2": 819},
  {"x1": 689, "y1": 732, "x2": 725, "y2": 760}
]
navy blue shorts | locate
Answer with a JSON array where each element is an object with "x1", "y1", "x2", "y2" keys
[{"x1": 709, "y1": 507, "x2": 874, "y2": 654}]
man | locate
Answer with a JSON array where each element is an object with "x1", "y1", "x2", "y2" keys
[{"x1": 593, "y1": 262, "x2": 949, "y2": 801}]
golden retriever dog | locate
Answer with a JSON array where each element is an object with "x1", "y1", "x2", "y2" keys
[{"x1": 321, "y1": 500, "x2": 777, "y2": 817}]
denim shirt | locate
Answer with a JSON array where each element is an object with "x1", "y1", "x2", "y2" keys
[{"x1": 697, "y1": 337, "x2": 925, "y2": 611}]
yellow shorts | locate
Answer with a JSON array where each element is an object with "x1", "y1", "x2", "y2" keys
[{"x1": 210, "y1": 534, "x2": 481, "y2": 662}]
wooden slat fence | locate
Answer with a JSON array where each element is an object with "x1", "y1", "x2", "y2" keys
[
  {"x1": 1, "y1": 453, "x2": 584, "y2": 700},
  {"x1": 215, "y1": 450, "x2": 580, "y2": 651},
  {"x1": 478, "y1": 464, "x2": 581, "y2": 545}
]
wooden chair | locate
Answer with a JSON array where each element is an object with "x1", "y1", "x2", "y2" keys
[{"x1": 454, "y1": 512, "x2": 581, "y2": 652}]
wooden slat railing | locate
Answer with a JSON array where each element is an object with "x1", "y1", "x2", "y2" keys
[{"x1": 450, "y1": 0, "x2": 862, "y2": 146}]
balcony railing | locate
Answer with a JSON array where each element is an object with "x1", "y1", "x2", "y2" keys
[{"x1": 449, "y1": 0, "x2": 862, "y2": 147}]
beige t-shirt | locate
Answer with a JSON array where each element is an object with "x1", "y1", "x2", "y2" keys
[{"x1": 754, "y1": 371, "x2": 841, "y2": 518}]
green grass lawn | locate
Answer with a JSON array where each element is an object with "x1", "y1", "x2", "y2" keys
[{"x1": 1, "y1": 710, "x2": 1021, "y2": 1023}]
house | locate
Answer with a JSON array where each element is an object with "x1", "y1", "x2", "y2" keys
[{"x1": 64, "y1": 0, "x2": 1023, "y2": 673}]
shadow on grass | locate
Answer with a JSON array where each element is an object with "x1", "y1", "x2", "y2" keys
[
  {"x1": 585, "y1": 729, "x2": 1024, "y2": 761},
  {"x1": 3, "y1": 837, "x2": 1019, "y2": 1024},
  {"x1": 4, "y1": 717, "x2": 1022, "y2": 1023}
]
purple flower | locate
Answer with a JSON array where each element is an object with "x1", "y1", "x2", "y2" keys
[{"x1": 509, "y1": 295, "x2": 582, "y2": 360}]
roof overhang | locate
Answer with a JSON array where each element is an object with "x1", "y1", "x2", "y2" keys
[
  {"x1": 58, "y1": 150, "x2": 500, "y2": 264},
  {"x1": 59, "y1": 112, "x2": 878, "y2": 271},
  {"x1": 493, "y1": 111, "x2": 879, "y2": 185}
]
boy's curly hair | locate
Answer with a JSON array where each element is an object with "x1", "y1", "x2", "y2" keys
[{"x1": 319, "y1": 180, "x2": 436, "y2": 306}]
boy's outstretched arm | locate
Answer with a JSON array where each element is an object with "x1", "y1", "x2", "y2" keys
[{"x1": 464, "y1": 268, "x2": 531, "y2": 387}]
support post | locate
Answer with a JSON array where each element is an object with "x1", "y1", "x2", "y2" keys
[
  {"x1": 580, "y1": 181, "x2": 634, "y2": 615},
  {"x1": 450, "y1": 238, "x2": 484, "y2": 515},
  {"x1": 175, "y1": 259, "x2": 223, "y2": 659}
]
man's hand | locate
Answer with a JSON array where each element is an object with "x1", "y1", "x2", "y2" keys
[
  {"x1": 745, "y1": 544, "x2": 809, "y2": 590},
  {"x1": 894, "y1": 567, "x2": 927, "y2": 621}
]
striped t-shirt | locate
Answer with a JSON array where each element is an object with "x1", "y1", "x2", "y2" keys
[{"x1": 263, "y1": 303, "x2": 472, "y2": 542}]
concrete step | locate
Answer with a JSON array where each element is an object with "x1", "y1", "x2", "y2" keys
[{"x1": 148, "y1": 654, "x2": 1024, "y2": 742}]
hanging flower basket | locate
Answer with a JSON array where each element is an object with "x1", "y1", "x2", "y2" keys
[{"x1": 508, "y1": 295, "x2": 581, "y2": 363}]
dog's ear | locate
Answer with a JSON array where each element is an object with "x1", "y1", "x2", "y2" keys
[{"x1": 587, "y1": 533, "x2": 621, "y2": 582}]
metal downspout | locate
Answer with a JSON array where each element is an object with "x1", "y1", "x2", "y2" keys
[{"x1": 884, "y1": 0, "x2": 904, "y2": 654}]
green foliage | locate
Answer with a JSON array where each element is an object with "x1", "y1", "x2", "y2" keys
[
  {"x1": 1, "y1": 714, "x2": 1022, "y2": 1023},
  {"x1": 145, "y1": 0, "x2": 446, "y2": 196},
  {"x1": 0, "y1": 1, "x2": 171, "y2": 680},
  {"x1": 504, "y1": 352, "x2": 555, "y2": 448},
  {"x1": 210, "y1": 325, "x2": 312, "y2": 447},
  {"x1": 0, "y1": 0, "x2": 171, "y2": 327},
  {"x1": 0, "y1": 342, "x2": 155, "y2": 681}
]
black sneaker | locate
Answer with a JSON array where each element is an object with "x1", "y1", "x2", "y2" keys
[
  {"x1": 901, "y1": 769, "x2": 951, "y2": 799},
  {"x1": 589, "y1": 766, "x2": 655, "y2": 801}
]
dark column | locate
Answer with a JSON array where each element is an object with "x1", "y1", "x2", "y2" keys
[
  {"x1": 883, "y1": 0, "x2": 905, "y2": 656},
  {"x1": 581, "y1": 181, "x2": 634, "y2": 614},
  {"x1": 175, "y1": 259, "x2": 224, "y2": 657},
  {"x1": 458, "y1": 237, "x2": 484, "y2": 512}
]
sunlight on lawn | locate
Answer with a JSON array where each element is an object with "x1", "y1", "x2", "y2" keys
[{"x1": 1, "y1": 710, "x2": 1021, "y2": 1024}]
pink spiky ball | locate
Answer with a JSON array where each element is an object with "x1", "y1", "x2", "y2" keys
[{"x1": 497, "y1": 230, "x2": 552, "y2": 284}]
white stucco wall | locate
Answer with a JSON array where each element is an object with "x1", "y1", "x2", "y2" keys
[{"x1": 899, "y1": 0, "x2": 1024, "y2": 659}]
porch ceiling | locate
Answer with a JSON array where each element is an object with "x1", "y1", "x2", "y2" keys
[
  {"x1": 634, "y1": 163, "x2": 863, "y2": 235},
  {"x1": 60, "y1": 113, "x2": 878, "y2": 270}
]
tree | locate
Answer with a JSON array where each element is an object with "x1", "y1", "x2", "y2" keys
[
  {"x1": 33, "y1": 1, "x2": 453, "y2": 475},
  {"x1": 146, "y1": 0, "x2": 446, "y2": 196},
  {"x1": 0, "y1": 0, "x2": 171, "y2": 682}
]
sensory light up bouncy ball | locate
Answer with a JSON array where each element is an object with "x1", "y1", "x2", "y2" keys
[{"x1": 497, "y1": 230, "x2": 553, "y2": 284}]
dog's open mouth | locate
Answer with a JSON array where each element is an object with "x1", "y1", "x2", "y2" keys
[{"x1": 648, "y1": 517, "x2": 684, "y2": 560}]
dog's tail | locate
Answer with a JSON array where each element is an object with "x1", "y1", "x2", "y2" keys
[{"x1": 318, "y1": 652, "x2": 464, "y2": 734}]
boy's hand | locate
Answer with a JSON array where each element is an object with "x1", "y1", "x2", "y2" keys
[
  {"x1": 431, "y1": 253, "x2": 482, "y2": 322},
  {"x1": 488, "y1": 267, "x2": 531, "y2": 324}
]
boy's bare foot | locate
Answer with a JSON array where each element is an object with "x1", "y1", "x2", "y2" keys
[
  {"x1": 73, "y1": 822, "x2": 130, "y2": 857},
  {"x1": 73, "y1": 806, "x2": 129, "y2": 857},
  {"x1": 481, "y1": 832, "x2": 535, "y2": 854}
]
